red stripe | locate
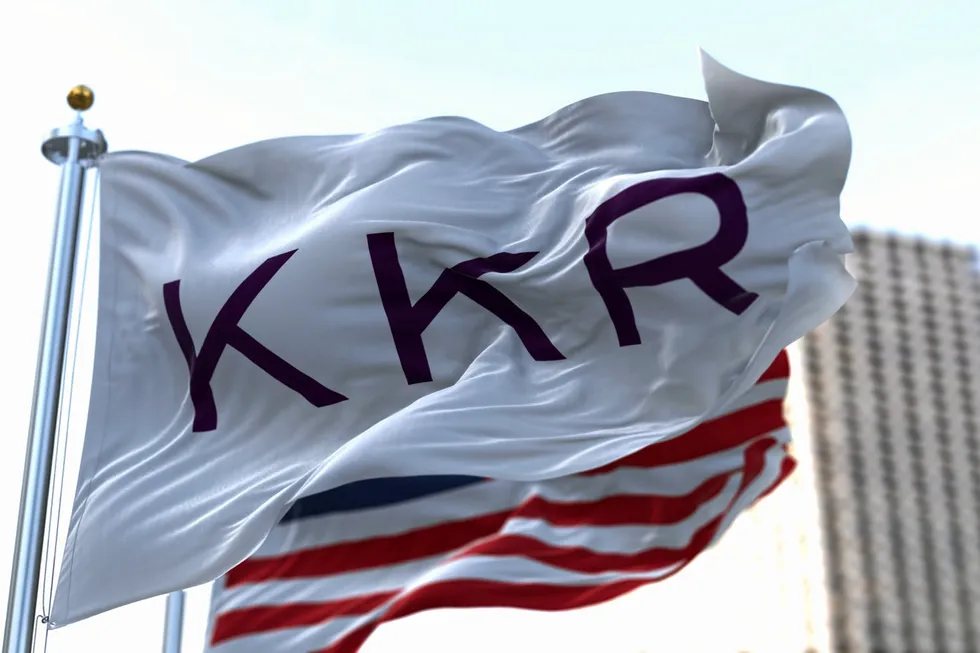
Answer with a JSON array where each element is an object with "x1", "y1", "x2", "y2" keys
[
  {"x1": 211, "y1": 590, "x2": 397, "y2": 643},
  {"x1": 753, "y1": 454, "x2": 796, "y2": 505},
  {"x1": 460, "y1": 507, "x2": 724, "y2": 575},
  {"x1": 316, "y1": 578, "x2": 659, "y2": 653},
  {"x1": 516, "y1": 472, "x2": 730, "y2": 526},
  {"x1": 226, "y1": 511, "x2": 509, "y2": 589},
  {"x1": 757, "y1": 349, "x2": 790, "y2": 383},
  {"x1": 581, "y1": 398, "x2": 785, "y2": 475},
  {"x1": 584, "y1": 350, "x2": 787, "y2": 475}
]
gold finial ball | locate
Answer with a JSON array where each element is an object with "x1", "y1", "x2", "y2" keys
[{"x1": 66, "y1": 85, "x2": 94, "y2": 112}]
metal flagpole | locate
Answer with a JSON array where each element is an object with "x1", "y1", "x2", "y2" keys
[
  {"x1": 161, "y1": 591, "x2": 186, "y2": 653},
  {"x1": 2, "y1": 86, "x2": 106, "y2": 653}
]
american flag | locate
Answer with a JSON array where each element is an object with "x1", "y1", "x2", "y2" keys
[{"x1": 206, "y1": 350, "x2": 795, "y2": 653}]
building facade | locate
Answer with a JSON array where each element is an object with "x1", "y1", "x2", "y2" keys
[{"x1": 801, "y1": 230, "x2": 980, "y2": 652}]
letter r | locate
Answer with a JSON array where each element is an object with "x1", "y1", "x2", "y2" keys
[{"x1": 584, "y1": 173, "x2": 759, "y2": 347}]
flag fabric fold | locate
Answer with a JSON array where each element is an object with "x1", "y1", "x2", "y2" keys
[
  {"x1": 50, "y1": 51, "x2": 853, "y2": 626},
  {"x1": 205, "y1": 352, "x2": 794, "y2": 653}
]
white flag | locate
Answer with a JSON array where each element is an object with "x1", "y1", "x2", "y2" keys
[{"x1": 50, "y1": 52, "x2": 854, "y2": 626}]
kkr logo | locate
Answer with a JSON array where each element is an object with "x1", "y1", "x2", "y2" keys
[{"x1": 163, "y1": 172, "x2": 757, "y2": 432}]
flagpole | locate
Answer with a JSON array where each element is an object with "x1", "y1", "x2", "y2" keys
[
  {"x1": 161, "y1": 591, "x2": 185, "y2": 653},
  {"x1": 2, "y1": 86, "x2": 106, "y2": 653}
]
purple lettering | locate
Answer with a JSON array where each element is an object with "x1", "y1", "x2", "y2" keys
[
  {"x1": 163, "y1": 250, "x2": 348, "y2": 432},
  {"x1": 368, "y1": 232, "x2": 565, "y2": 385},
  {"x1": 583, "y1": 173, "x2": 758, "y2": 347}
]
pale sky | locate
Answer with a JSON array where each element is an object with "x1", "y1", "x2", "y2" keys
[{"x1": 0, "y1": 1, "x2": 977, "y2": 652}]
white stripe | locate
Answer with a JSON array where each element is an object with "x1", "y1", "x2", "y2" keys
[
  {"x1": 500, "y1": 474, "x2": 743, "y2": 553},
  {"x1": 215, "y1": 555, "x2": 452, "y2": 612},
  {"x1": 254, "y1": 481, "x2": 519, "y2": 557},
  {"x1": 706, "y1": 377, "x2": 787, "y2": 418},
  {"x1": 710, "y1": 440, "x2": 790, "y2": 546},
  {"x1": 531, "y1": 429, "x2": 787, "y2": 498}
]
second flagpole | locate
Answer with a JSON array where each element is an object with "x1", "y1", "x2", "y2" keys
[{"x1": 161, "y1": 591, "x2": 186, "y2": 653}]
